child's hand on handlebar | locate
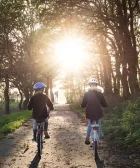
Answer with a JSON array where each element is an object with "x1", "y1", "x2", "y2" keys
[{"x1": 47, "y1": 109, "x2": 50, "y2": 118}]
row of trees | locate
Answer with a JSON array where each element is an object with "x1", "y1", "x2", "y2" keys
[
  {"x1": 0, "y1": 0, "x2": 60, "y2": 113},
  {"x1": 62, "y1": 0, "x2": 140, "y2": 102},
  {"x1": 0, "y1": 0, "x2": 140, "y2": 113}
]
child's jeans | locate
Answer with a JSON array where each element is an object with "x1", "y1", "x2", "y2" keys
[
  {"x1": 33, "y1": 118, "x2": 48, "y2": 131},
  {"x1": 86, "y1": 119, "x2": 102, "y2": 138}
]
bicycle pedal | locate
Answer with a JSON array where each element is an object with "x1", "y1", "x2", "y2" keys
[
  {"x1": 90, "y1": 144, "x2": 93, "y2": 148},
  {"x1": 40, "y1": 140, "x2": 45, "y2": 143}
]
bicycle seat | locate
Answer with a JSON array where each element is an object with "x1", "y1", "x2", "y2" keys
[{"x1": 36, "y1": 120, "x2": 45, "y2": 123}]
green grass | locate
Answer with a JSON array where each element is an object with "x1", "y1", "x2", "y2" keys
[
  {"x1": 0, "y1": 101, "x2": 19, "y2": 113},
  {"x1": 9, "y1": 101, "x2": 19, "y2": 108},
  {"x1": 70, "y1": 103, "x2": 85, "y2": 118},
  {"x1": 0, "y1": 110, "x2": 32, "y2": 139},
  {"x1": 0, "y1": 102, "x2": 3, "y2": 111}
]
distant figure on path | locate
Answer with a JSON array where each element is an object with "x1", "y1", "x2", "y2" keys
[{"x1": 54, "y1": 91, "x2": 58, "y2": 103}]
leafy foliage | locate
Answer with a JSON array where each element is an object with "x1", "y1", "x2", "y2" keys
[{"x1": 103, "y1": 98, "x2": 140, "y2": 152}]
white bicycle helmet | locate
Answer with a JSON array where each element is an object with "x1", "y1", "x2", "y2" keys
[
  {"x1": 88, "y1": 78, "x2": 99, "y2": 85},
  {"x1": 33, "y1": 82, "x2": 46, "y2": 90}
]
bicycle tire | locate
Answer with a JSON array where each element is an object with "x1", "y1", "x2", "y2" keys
[
  {"x1": 94, "y1": 140, "x2": 98, "y2": 160},
  {"x1": 40, "y1": 133, "x2": 43, "y2": 153},
  {"x1": 37, "y1": 134, "x2": 42, "y2": 159}
]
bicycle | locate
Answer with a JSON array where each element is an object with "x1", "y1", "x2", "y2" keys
[
  {"x1": 36, "y1": 120, "x2": 45, "y2": 159},
  {"x1": 91, "y1": 121, "x2": 100, "y2": 160}
]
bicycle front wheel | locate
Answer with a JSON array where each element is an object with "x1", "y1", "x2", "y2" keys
[
  {"x1": 94, "y1": 140, "x2": 98, "y2": 160},
  {"x1": 37, "y1": 134, "x2": 42, "y2": 159}
]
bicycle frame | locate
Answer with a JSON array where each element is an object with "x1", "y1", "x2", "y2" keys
[{"x1": 37, "y1": 122, "x2": 44, "y2": 138}]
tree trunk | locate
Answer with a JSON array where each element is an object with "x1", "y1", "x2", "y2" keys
[
  {"x1": 22, "y1": 87, "x2": 29, "y2": 110},
  {"x1": 127, "y1": 0, "x2": 139, "y2": 96},
  {"x1": 99, "y1": 35, "x2": 113, "y2": 95},
  {"x1": 122, "y1": 26, "x2": 139, "y2": 95},
  {"x1": 18, "y1": 90, "x2": 23, "y2": 110},
  {"x1": 4, "y1": 74, "x2": 10, "y2": 114},
  {"x1": 45, "y1": 77, "x2": 49, "y2": 96},
  {"x1": 114, "y1": 57, "x2": 121, "y2": 96},
  {"x1": 116, "y1": 0, "x2": 139, "y2": 96},
  {"x1": 121, "y1": 64, "x2": 131, "y2": 99},
  {"x1": 49, "y1": 79, "x2": 54, "y2": 102}
]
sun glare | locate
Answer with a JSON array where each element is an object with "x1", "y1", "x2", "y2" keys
[{"x1": 55, "y1": 36, "x2": 87, "y2": 71}]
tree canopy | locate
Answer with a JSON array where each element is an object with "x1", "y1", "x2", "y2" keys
[{"x1": 0, "y1": 0, "x2": 140, "y2": 112}]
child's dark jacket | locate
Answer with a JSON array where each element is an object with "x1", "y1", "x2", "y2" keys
[
  {"x1": 81, "y1": 87, "x2": 107, "y2": 120},
  {"x1": 28, "y1": 93, "x2": 54, "y2": 120}
]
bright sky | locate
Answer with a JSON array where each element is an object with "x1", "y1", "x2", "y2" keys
[
  {"x1": 54, "y1": 36, "x2": 89, "y2": 72},
  {"x1": 53, "y1": 34, "x2": 91, "y2": 103}
]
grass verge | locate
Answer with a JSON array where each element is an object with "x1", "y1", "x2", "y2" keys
[
  {"x1": 71, "y1": 100, "x2": 140, "y2": 152},
  {"x1": 102, "y1": 98, "x2": 140, "y2": 155},
  {"x1": 71, "y1": 99, "x2": 140, "y2": 166},
  {"x1": 70, "y1": 103, "x2": 85, "y2": 119},
  {"x1": 0, "y1": 110, "x2": 32, "y2": 139}
]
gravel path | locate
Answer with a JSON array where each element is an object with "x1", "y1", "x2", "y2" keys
[{"x1": 0, "y1": 104, "x2": 97, "y2": 168}]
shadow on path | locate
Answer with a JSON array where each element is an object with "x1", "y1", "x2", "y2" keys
[
  {"x1": 95, "y1": 153, "x2": 105, "y2": 168},
  {"x1": 28, "y1": 153, "x2": 40, "y2": 168},
  {"x1": 0, "y1": 120, "x2": 32, "y2": 159}
]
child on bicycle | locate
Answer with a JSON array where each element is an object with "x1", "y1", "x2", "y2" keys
[
  {"x1": 81, "y1": 78, "x2": 107, "y2": 145},
  {"x1": 28, "y1": 82, "x2": 54, "y2": 141}
]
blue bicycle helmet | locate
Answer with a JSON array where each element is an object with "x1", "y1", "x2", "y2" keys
[{"x1": 33, "y1": 82, "x2": 46, "y2": 90}]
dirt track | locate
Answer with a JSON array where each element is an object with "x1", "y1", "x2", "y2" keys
[{"x1": 0, "y1": 104, "x2": 98, "y2": 168}]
